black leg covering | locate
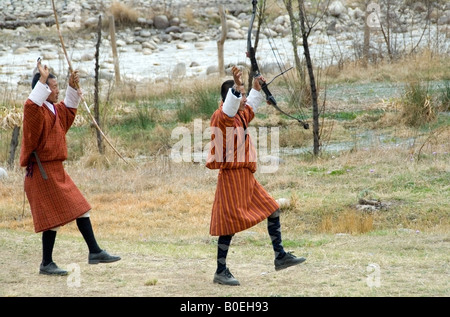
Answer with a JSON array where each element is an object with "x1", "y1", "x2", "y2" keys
[
  {"x1": 217, "y1": 235, "x2": 233, "y2": 274},
  {"x1": 42, "y1": 230, "x2": 57, "y2": 266},
  {"x1": 76, "y1": 217, "x2": 102, "y2": 254},
  {"x1": 267, "y1": 210, "x2": 286, "y2": 260}
]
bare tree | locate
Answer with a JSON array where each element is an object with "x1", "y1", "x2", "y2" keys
[
  {"x1": 297, "y1": 0, "x2": 320, "y2": 155},
  {"x1": 94, "y1": 15, "x2": 104, "y2": 154},
  {"x1": 285, "y1": 0, "x2": 306, "y2": 87},
  {"x1": 284, "y1": 0, "x2": 329, "y2": 155},
  {"x1": 363, "y1": 0, "x2": 371, "y2": 67}
]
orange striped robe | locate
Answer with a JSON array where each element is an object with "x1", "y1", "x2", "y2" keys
[
  {"x1": 207, "y1": 101, "x2": 279, "y2": 236},
  {"x1": 20, "y1": 86, "x2": 91, "y2": 233}
]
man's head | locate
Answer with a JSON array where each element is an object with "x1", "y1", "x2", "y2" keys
[
  {"x1": 32, "y1": 72, "x2": 59, "y2": 104},
  {"x1": 221, "y1": 80, "x2": 234, "y2": 102},
  {"x1": 221, "y1": 79, "x2": 247, "y2": 111}
]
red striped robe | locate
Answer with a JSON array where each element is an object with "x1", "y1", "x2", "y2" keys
[
  {"x1": 20, "y1": 90, "x2": 91, "y2": 233},
  {"x1": 207, "y1": 102, "x2": 279, "y2": 236}
]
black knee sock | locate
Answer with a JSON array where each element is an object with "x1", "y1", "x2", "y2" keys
[
  {"x1": 217, "y1": 235, "x2": 232, "y2": 274},
  {"x1": 76, "y1": 217, "x2": 102, "y2": 254},
  {"x1": 268, "y1": 215, "x2": 286, "y2": 260},
  {"x1": 42, "y1": 230, "x2": 57, "y2": 266}
]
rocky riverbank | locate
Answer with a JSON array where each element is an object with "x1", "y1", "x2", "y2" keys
[{"x1": 1, "y1": 0, "x2": 449, "y2": 98}]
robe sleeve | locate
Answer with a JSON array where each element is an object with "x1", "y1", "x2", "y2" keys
[
  {"x1": 19, "y1": 82, "x2": 51, "y2": 166},
  {"x1": 28, "y1": 81, "x2": 51, "y2": 106},
  {"x1": 222, "y1": 88, "x2": 241, "y2": 118},
  {"x1": 64, "y1": 86, "x2": 81, "y2": 109},
  {"x1": 56, "y1": 86, "x2": 79, "y2": 132},
  {"x1": 246, "y1": 88, "x2": 265, "y2": 113}
]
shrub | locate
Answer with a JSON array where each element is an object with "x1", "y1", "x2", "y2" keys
[
  {"x1": 109, "y1": 1, "x2": 139, "y2": 26},
  {"x1": 439, "y1": 80, "x2": 450, "y2": 112},
  {"x1": 400, "y1": 81, "x2": 436, "y2": 127}
]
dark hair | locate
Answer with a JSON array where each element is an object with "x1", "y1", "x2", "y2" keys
[
  {"x1": 220, "y1": 79, "x2": 235, "y2": 102},
  {"x1": 31, "y1": 72, "x2": 56, "y2": 89}
]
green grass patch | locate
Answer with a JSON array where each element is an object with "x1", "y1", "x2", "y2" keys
[{"x1": 283, "y1": 237, "x2": 332, "y2": 248}]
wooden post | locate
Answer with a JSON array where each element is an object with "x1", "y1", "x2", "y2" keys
[
  {"x1": 109, "y1": 15, "x2": 121, "y2": 84},
  {"x1": 217, "y1": 5, "x2": 227, "y2": 77},
  {"x1": 8, "y1": 125, "x2": 20, "y2": 169}
]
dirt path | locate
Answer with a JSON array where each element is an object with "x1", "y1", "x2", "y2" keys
[{"x1": 1, "y1": 228, "x2": 448, "y2": 299}]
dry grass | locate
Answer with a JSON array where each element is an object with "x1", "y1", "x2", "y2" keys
[
  {"x1": 108, "y1": 1, "x2": 139, "y2": 26},
  {"x1": 181, "y1": 7, "x2": 195, "y2": 26},
  {"x1": 319, "y1": 209, "x2": 374, "y2": 234},
  {"x1": 324, "y1": 50, "x2": 450, "y2": 84},
  {"x1": 1, "y1": 131, "x2": 449, "y2": 240},
  {"x1": 1, "y1": 108, "x2": 449, "y2": 298}
]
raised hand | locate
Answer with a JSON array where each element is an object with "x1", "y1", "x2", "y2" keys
[
  {"x1": 37, "y1": 58, "x2": 49, "y2": 84},
  {"x1": 232, "y1": 66, "x2": 243, "y2": 87},
  {"x1": 68, "y1": 70, "x2": 79, "y2": 89}
]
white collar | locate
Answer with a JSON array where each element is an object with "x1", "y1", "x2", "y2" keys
[{"x1": 43, "y1": 101, "x2": 55, "y2": 114}]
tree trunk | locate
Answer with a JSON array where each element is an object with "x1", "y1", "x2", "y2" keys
[
  {"x1": 94, "y1": 15, "x2": 104, "y2": 154},
  {"x1": 8, "y1": 125, "x2": 20, "y2": 169},
  {"x1": 285, "y1": 0, "x2": 305, "y2": 82},
  {"x1": 298, "y1": 0, "x2": 320, "y2": 156},
  {"x1": 380, "y1": 0, "x2": 393, "y2": 61},
  {"x1": 217, "y1": 5, "x2": 227, "y2": 77},
  {"x1": 363, "y1": 0, "x2": 370, "y2": 67}
]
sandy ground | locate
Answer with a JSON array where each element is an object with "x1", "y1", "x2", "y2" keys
[{"x1": 1, "y1": 227, "x2": 448, "y2": 300}]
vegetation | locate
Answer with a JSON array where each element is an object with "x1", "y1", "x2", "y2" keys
[{"x1": 1, "y1": 51, "x2": 449, "y2": 236}]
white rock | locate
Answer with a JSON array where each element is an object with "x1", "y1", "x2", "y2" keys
[
  {"x1": 171, "y1": 62, "x2": 186, "y2": 78},
  {"x1": 116, "y1": 39, "x2": 127, "y2": 47},
  {"x1": 14, "y1": 47, "x2": 29, "y2": 54},
  {"x1": 0, "y1": 167, "x2": 7, "y2": 180},
  {"x1": 42, "y1": 52, "x2": 58, "y2": 60},
  {"x1": 329, "y1": 0, "x2": 347, "y2": 17},
  {"x1": 226, "y1": 20, "x2": 241, "y2": 29},
  {"x1": 181, "y1": 32, "x2": 198, "y2": 42},
  {"x1": 142, "y1": 48, "x2": 153, "y2": 55},
  {"x1": 81, "y1": 53, "x2": 95, "y2": 62},
  {"x1": 84, "y1": 17, "x2": 99, "y2": 28}
]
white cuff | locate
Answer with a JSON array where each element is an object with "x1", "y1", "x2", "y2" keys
[
  {"x1": 28, "y1": 81, "x2": 51, "y2": 106},
  {"x1": 246, "y1": 88, "x2": 265, "y2": 113},
  {"x1": 64, "y1": 86, "x2": 81, "y2": 108},
  {"x1": 222, "y1": 88, "x2": 241, "y2": 117}
]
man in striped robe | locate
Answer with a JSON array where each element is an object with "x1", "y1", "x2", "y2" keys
[
  {"x1": 206, "y1": 66, "x2": 306, "y2": 286},
  {"x1": 20, "y1": 59, "x2": 120, "y2": 276}
]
